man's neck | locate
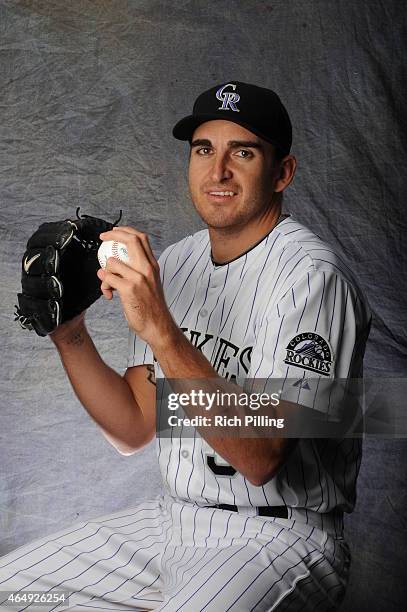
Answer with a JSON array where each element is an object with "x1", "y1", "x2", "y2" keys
[{"x1": 209, "y1": 205, "x2": 283, "y2": 265}]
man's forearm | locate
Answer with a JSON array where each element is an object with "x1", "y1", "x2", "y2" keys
[
  {"x1": 151, "y1": 323, "x2": 295, "y2": 485},
  {"x1": 51, "y1": 322, "x2": 151, "y2": 453}
]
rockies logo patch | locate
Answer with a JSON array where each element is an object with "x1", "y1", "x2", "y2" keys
[{"x1": 284, "y1": 332, "x2": 334, "y2": 377}]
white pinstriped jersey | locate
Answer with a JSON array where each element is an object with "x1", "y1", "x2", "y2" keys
[{"x1": 128, "y1": 215, "x2": 371, "y2": 524}]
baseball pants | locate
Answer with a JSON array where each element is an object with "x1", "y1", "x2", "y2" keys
[{"x1": 0, "y1": 496, "x2": 350, "y2": 611}]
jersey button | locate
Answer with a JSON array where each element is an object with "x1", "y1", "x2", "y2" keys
[
  {"x1": 181, "y1": 449, "x2": 189, "y2": 458},
  {"x1": 200, "y1": 308, "x2": 208, "y2": 317}
]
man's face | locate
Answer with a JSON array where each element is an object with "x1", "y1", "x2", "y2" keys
[{"x1": 188, "y1": 120, "x2": 280, "y2": 232}]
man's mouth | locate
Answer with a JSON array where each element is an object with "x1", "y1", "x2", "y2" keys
[{"x1": 207, "y1": 190, "x2": 237, "y2": 197}]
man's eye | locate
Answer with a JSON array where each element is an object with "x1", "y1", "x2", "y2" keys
[
  {"x1": 236, "y1": 149, "x2": 252, "y2": 158},
  {"x1": 197, "y1": 147, "x2": 212, "y2": 155}
]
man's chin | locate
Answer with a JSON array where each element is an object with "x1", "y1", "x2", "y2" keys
[
  {"x1": 193, "y1": 201, "x2": 247, "y2": 231},
  {"x1": 199, "y1": 214, "x2": 245, "y2": 232}
]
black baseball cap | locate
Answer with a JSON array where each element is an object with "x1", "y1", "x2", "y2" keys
[{"x1": 172, "y1": 81, "x2": 292, "y2": 156}]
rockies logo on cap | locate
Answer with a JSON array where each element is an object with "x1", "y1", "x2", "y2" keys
[{"x1": 215, "y1": 83, "x2": 240, "y2": 112}]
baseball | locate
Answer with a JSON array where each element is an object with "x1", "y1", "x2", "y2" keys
[{"x1": 98, "y1": 240, "x2": 129, "y2": 269}]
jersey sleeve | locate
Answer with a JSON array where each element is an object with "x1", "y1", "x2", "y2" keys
[
  {"x1": 126, "y1": 243, "x2": 175, "y2": 369},
  {"x1": 248, "y1": 269, "x2": 370, "y2": 418}
]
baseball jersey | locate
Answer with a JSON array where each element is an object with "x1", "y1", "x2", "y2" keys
[{"x1": 127, "y1": 214, "x2": 371, "y2": 535}]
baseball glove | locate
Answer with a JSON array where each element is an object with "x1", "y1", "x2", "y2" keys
[{"x1": 15, "y1": 208, "x2": 122, "y2": 337}]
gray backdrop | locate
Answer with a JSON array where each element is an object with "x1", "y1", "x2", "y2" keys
[{"x1": 1, "y1": 1, "x2": 406, "y2": 610}]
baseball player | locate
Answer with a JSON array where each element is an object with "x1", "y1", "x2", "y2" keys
[{"x1": 2, "y1": 82, "x2": 371, "y2": 611}]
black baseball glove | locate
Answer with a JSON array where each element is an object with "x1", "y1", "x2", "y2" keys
[{"x1": 15, "y1": 209, "x2": 122, "y2": 336}]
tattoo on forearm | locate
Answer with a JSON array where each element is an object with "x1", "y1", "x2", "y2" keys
[
  {"x1": 67, "y1": 330, "x2": 85, "y2": 347},
  {"x1": 147, "y1": 364, "x2": 156, "y2": 386}
]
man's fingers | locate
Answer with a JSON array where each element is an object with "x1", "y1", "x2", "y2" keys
[
  {"x1": 100, "y1": 227, "x2": 158, "y2": 270},
  {"x1": 97, "y1": 268, "x2": 115, "y2": 300},
  {"x1": 101, "y1": 286, "x2": 113, "y2": 300},
  {"x1": 113, "y1": 226, "x2": 156, "y2": 267},
  {"x1": 99, "y1": 265, "x2": 144, "y2": 292}
]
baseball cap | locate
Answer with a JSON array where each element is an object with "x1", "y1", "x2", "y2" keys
[{"x1": 172, "y1": 81, "x2": 292, "y2": 156}]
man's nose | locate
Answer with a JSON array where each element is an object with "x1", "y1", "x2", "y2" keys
[{"x1": 210, "y1": 153, "x2": 233, "y2": 182}]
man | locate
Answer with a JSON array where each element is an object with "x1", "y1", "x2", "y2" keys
[{"x1": 0, "y1": 82, "x2": 371, "y2": 610}]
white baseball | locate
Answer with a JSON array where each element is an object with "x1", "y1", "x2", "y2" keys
[{"x1": 98, "y1": 240, "x2": 129, "y2": 269}]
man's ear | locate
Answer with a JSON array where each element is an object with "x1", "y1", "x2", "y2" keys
[{"x1": 274, "y1": 155, "x2": 297, "y2": 193}]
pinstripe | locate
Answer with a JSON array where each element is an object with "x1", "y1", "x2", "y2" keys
[
  {"x1": 231, "y1": 516, "x2": 250, "y2": 546},
  {"x1": 204, "y1": 509, "x2": 218, "y2": 546},
  {"x1": 186, "y1": 432, "x2": 198, "y2": 499},
  {"x1": 191, "y1": 506, "x2": 199, "y2": 547},
  {"x1": 173, "y1": 429, "x2": 185, "y2": 497},
  {"x1": 265, "y1": 313, "x2": 286, "y2": 379},
  {"x1": 168, "y1": 246, "x2": 194, "y2": 285},
  {"x1": 314, "y1": 271, "x2": 326, "y2": 329},
  {"x1": 252, "y1": 316, "x2": 270, "y2": 378},
  {"x1": 260, "y1": 484, "x2": 271, "y2": 505},
  {"x1": 163, "y1": 427, "x2": 176, "y2": 493},
  {"x1": 156, "y1": 376, "x2": 167, "y2": 462},
  {"x1": 240, "y1": 253, "x2": 248, "y2": 278},
  {"x1": 199, "y1": 446, "x2": 209, "y2": 502},
  {"x1": 328, "y1": 275, "x2": 338, "y2": 341},
  {"x1": 311, "y1": 440, "x2": 325, "y2": 513},
  {"x1": 169, "y1": 243, "x2": 208, "y2": 310},
  {"x1": 205, "y1": 264, "x2": 230, "y2": 329},
  {"x1": 192, "y1": 271, "x2": 212, "y2": 329},
  {"x1": 330, "y1": 442, "x2": 341, "y2": 509},
  {"x1": 283, "y1": 228, "x2": 304, "y2": 236},
  {"x1": 229, "y1": 472, "x2": 237, "y2": 505},
  {"x1": 243, "y1": 476, "x2": 254, "y2": 506},
  {"x1": 128, "y1": 572, "x2": 161, "y2": 601},
  {"x1": 217, "y1": 266, "x2": 251, "y2": 334},
  {"x1": 218, "y1": 511, "x2": 233, "y2": 547},
  {"x1": 295, "y1": 371, "x2": 306, "y2": 407},
  {"x1": 159, "y1": 241, "x2": 179, "y2": 286},
  {"x1": 177, "y1": 258, "x2": 211, "y2": 326},
  {"x1": 299, "y1": 444, "x2": 309, "y2": 508}
]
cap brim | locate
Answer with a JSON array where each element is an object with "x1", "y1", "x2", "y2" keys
[
  {"x1": 172, "y1": 114, "x2": 287, "y2": 154},
  {"x1": 172, "y1": 114, "x2": 223, "y2": 141}
]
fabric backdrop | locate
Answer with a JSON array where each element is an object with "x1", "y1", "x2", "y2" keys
[{"x1": 0, "y1": 1, "x2": 406, "y2": 610}]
